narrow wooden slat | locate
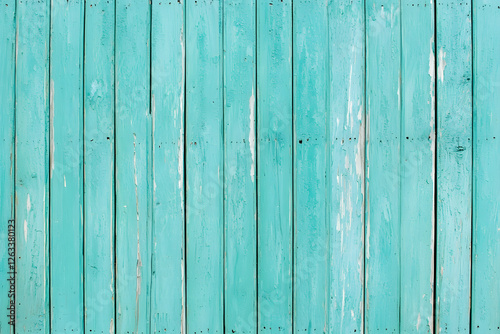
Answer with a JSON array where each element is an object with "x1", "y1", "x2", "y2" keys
[
  {"x1": 223, "y1": 0, "x2": 257, "y2": 333},
  {"x1": 471, "y1": 0, "x2": 500, "y2": 332},
  {"x1": 84, "y1": 0, "x2": 116, "y2": 332},
  {"x1": 435, "y1": 0, "x2": 472, "y2": 332},
  {"x1": 150, "y1": 0, "x2": 185, "y2": 332},
  {"x1": 0, "y1": 0, "x2": 16, "y2": 332},
  {"x1": 400, "y1": 0, "x2": 435, "y2": 332},
  {"x1": 327, "y1": 0, "x2": 365, "y2": 331},
  {"x1": 293, "y1": 0, "x2": 329, "y2": 332},
  {"x1": 15, "y1": 0, "x2": 50, "y2": 331},
  {"x1": 115, "y1": 0, "x2": 152, "y2": 331},
  {"x1": 49, "y1": 0, "x2": 85, "y2": 331},
  {"x1": 256, "y1": 1, "x2": 293, "y2": 333},
  {"x1": 364, "y1": 0, "x2": 401, "y2": 331},
  {"x1": 186, "y1": 1, "x2": 224, "y2": 333}
]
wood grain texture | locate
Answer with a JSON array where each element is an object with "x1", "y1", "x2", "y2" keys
[
  {"x1": 435, "y1": 0, "x2": 472, "y2": 332},
  {"x1": 223, "y1": 0, "x2": 257, "y2": 333},
  {"x1": 83, "y1": 0, "x2": 116, "y2": 332},
  {"x1": 115, "y1": 0, "x2": 152, "y2": 332},
  {"x1": 400, "y1": 0, "x2": 435, "y2": 332},
  {"x1": 0, "y1": 0, "x2": 16, "y2": 332},
  {"x1": 49, "y1": 0, "x2": 85, "y2": 331},
  {"x1": 293, "y1": 0, "x2": 329, "y2": 332},
  {"x1": 472, "y1": 0, "x2": 500, "y2": 332},
  {"x1": 15, "y1": 0, "x2": 51, "y2": 331},
  {"x1": 365, "y1": 0, "x2": 401, "y2": 331},
  {"x1": 256, "y1": 1, "x2": 293, "y2": 333},
  {"x1": 186, "y1": 1, "x2": 224, "y2": 333},
  {"x1": 150, "y1": 0, "x2": 185, "y2": 333},
  {"x1": 327, "y1": 0, "x2": 365, "y2": 332}
]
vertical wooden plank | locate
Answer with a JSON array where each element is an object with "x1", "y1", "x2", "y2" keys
[
  {"x1": 115, "y1": 0, "x2": 152, "y2": 331},
  {"x1": 15, "y1": 0, "x2": 50, "y2": 331},
  {"x1": 471, "y1": 0, "x2": 500, "y2": 332},
  {"x1": 223, "y1": 0, "x2": 257, "y2": 333},
  {"x1": 186, "y1": 0, "x2": 224, "y2": 333},
  {"x1": 0, "y1": 0, "x2": 16, "y2": 332},
  {"x1": 256, "y1": 0, "x2": 293, "y2": 333},
  {"x1": 400, "y1": 0, "x2": 435, "y2": 332},
  {"x1": 49, "y1": 0, "x2": 84, "y2": 331},
  {"x1": 364, "y1": 0, "x2": 401, "y2": 331},
  {"x1": 327, "y1": 0, "x2": 365, "y2": 331},
  {"x1": 84, "y1": 0, "x2": 116, "y2": 332},
  {"x1": 435, "y1": 0, "x2": 472, "y2": 332},
  {"x1": 150, "y1": 0, "x2": 185, "y2": 332},
  {"x1": 293, "y1": 0, "x2": 329, "y2": 332}
]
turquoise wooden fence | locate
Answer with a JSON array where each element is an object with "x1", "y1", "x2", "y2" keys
[{"x1": 0, "y1": 0, "x2": 499, "y2": 333}]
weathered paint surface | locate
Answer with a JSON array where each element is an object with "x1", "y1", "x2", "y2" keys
[
  {"x1": 115, "y1": 0, "x2": 152, "y2": 332},
  {"x1": 84, "y1": 0, "x2": 116, "y2": 332},
  {"x1": 224, "y1": 0, "x2": 257, "y2": 333},
  {"x1": 365, "y1": 0, "x2": 402, "y2": 331},
  {"x1": 293, "y1": 1, "x2": 329, "y2": 332},
  {"x1": 257, "y1": 1, "x2": 293, "y2": 334},
  {"x1": 2, "y1": 2, "x2": 499, "y2": 334},
  {"x1": 0, "y1": 0, "x2": 16, "y2": 332},
  {"x1": 328, "y1": 0, "x2": 365, "y2": 331},
  {"x1": 50, "y1": 0, "x2": 85, "y2": 331},
  {"x1": 151, "y1": 0, "x2": 185, "y2": 333},
  {"x1": 186, "y1": 1, "x2": 224, "y2": 333},
  {"x1": 472, "y1": 0, "x2": 500, "y2": 333},
  {"x1": 400, "y1": 0, "x2": 435, "y2": 332},
  {"x1": 15, "y1": 0, "x2": 51, "y2": 331},
  {"x1": 435, "y1": 0, "x2": 472, "y2": 333}
]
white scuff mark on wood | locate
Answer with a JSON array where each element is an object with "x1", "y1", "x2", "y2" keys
[
  {"x1": 50, "y1": 80, "x2": 55, "y2": 178},
  {"x1": 64, "y1": 175, "x2": 66, "y2": 187},
  {"x1": 24, "y1": 194, "x2": 31, "y2": 242},
  {"x1": 438, "y1": 48, "x2": 446, "y2": 83},
  {"x1": 249, "y1": 88, "x2": 256, "y2": 182},
  {"x1": 109, "y1": 318, "x2": 114, "y2": 334},
  {"x1": 133, "y1": 134, "x2": 139, "y2": 222},
  {"x1": 347, "y1": 64, "x2": 354, "y2": 130},
  {"x1": 24, "y1": 219, "x2": 28, "y2": 242},
  {"x1": 152, "y1": 94, "x2": 157, "y2": 193},
  {"x1": 355, "y1": 103, "x2": 364, "y2": 178},
  {"x1": 416, "y1": 313, "x2": 421, "y2": 331},
  {"x1": 91, "y1": 80, "x2": 100, "y2": 97},
  {"x1": 178, "y1": 128, "x2": 184, "y2": 190}
]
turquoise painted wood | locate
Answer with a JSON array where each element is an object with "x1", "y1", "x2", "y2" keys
[
  {"x1": 0, "y1": 0, "x2": 15, "y2": 332},
  {"x1": 256, "y1": 1, "x2": 293, "y2": 334},
  {"x1": 400, "y1": 0, "x2": 435, "y2": 332},
  {"x1": 150, "y1": 0, "x2": 185, "y2": 333},
  {"x1": 435, "y1": 0, "x2": 472, "y2": 332},
  {"x1": 115, "y1": 0, "x2": 152, "y2": 332},
  {"x1": 4, "y1": 3, "x2": 500, "y2": 334},
  {"x1": 223, "y1": 0, "x2": 257, "y2": 333},
  {"x1": 472, "y1": 0, "x2": 500, "y2": 332},
  {"x1": 327, "y1": 0, "x2": 365, "y2": 331},
  {"x1": 186, "y1": 1, "x2": 224, "y2": 333},
  {"x1": 84, "y1": 0, "x2": 116, "y2": 332},
  {"x1": 50, "y1": 0, "x2": 85, "y2": 331},
  {"x1": 365, "y1": 0, "x2": 402, "y2": 332},
  {"x1": 293, "y1": 1, "x2": 329, "y2": 332},
  {"x1": 15, "y1": 0, "x2": 51, "y2": 331}
]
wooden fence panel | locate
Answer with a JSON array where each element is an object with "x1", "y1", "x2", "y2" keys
[
  {"x1": 435, "y1": 0, "x2": 473, "y2": 332},
  {"x1": 2, "y1": 2, "x2": 500, "y2": 334},
  {"x1": 84, "y1": 0, "x2": 116, "y2": 331}
]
